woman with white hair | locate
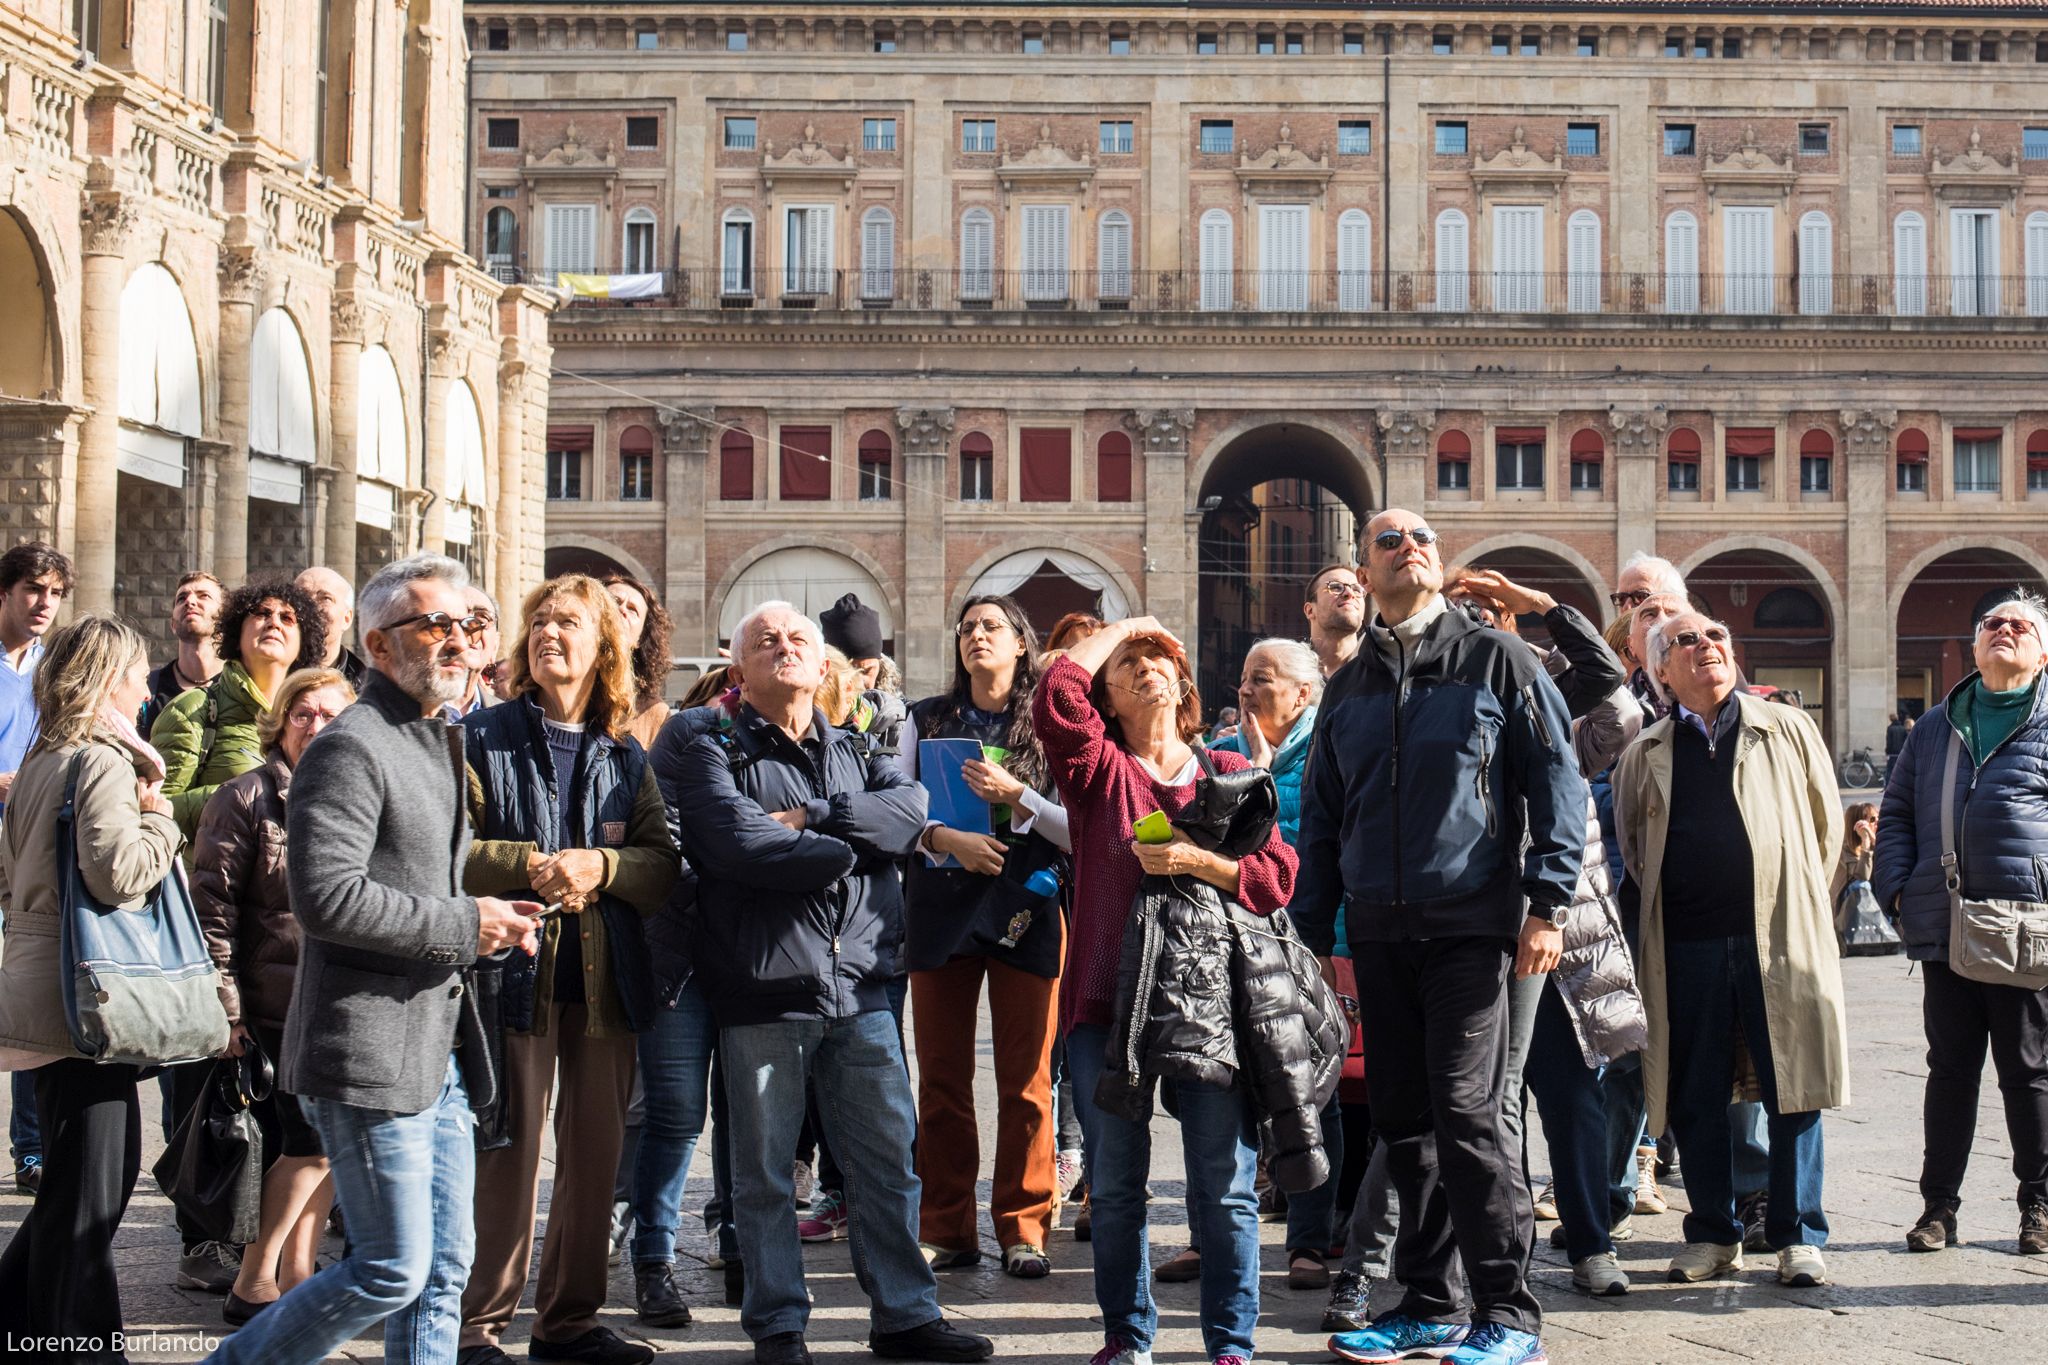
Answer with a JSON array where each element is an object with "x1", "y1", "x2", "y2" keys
[{"x1": 1875, "y1": 589, "x2": 2048, "y2": 1256}]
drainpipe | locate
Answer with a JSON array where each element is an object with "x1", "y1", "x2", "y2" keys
[{"x1": 1381, "y1": 47, "x2": 1392, "y2": 309}]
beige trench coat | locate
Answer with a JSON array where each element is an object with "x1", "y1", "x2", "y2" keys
[{"x1": 1613, "y1": 691, "x2": 1848, "y2": 1133}]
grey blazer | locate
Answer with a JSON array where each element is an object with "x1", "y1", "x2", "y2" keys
[{"x1": 279, "y1": 671, "x2": 487, "y2": 1115}]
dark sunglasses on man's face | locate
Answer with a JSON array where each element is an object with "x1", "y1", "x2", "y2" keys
[
  {"x1": 1671, "y1": 627, "x2": 1731, "y2": 652},
  {"x1": 380, "y1": 611, "x2": 489, "y2": 644},
  {"x1": 1610, "y1": 589, "x2": 1653, "y2": 610},
  {"x1": 1979, "y1": 615, "x2": 2036, "y2": 640},
  {"x1": 1370, "y1": 527, "x2": 1438, "y2": 554}
]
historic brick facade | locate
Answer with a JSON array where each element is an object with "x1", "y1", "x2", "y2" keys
[{"x1": 469, "y1": 2, "x2": 2048, "y2": 758}]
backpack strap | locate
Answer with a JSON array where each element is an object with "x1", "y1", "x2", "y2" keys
[{"x1": 198, "y1": 675, "x2": 224, "y2": 766}]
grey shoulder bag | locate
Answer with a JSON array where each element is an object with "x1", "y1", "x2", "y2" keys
[{"x1": 1939, "y1": 728, "x2": 2048, "y2": 988}]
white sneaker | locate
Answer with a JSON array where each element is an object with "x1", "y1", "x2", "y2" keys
[
  {"x1": 1572, "y1": 1251, "x2": 1630, "y2": 1296},
  {"x1": 1778, "y1": 1244, "x2": 1827, "y2": 1287},
  {"x1": 1087, "y1": 1339, "x2": 1152, "y2": 1365},
  {"x1": 1532, "y1": 1181, "x2": 1559, "y2": 1220},
  {"x1": 1667, "y1": 1241, "x2": 1744, "y2": 1282}
]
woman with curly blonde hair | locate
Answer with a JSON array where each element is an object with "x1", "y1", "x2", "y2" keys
[{"x1": 454, "y1": 574, "x2": 679, "y2": 1357}]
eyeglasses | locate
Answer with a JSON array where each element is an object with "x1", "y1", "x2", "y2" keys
[
  {"x1": 1669, "y1": 627, "x2": 1731, "y2": 652},
  {"x1": 378, "y1": 611, "x2": 489, "y2": 643},
  {"x1": 1610, "y1": 589, "x2": 1653, "y2": 610},
  {"x1": 285, "y1": 708, "x2": 341, "y2": 729},
  {"x1": 250, "y1": 606, "x2": 299, "y2": 626},
  {"x1": 956, "y1": 617, "x2": 1015, "y2": 639},
  {"x1": 1979, "y1": 616, "x2": 2037, "y2": 640},
  {"x1": 1370, "y1": 527, "x2": 1439, "y2": 554},
  {"x1": 1319, "y1": 580, "x2": 1365, "y2": 599},
  {"x1": 466, "y1": 610, "x2": 496, "y2": 630}
]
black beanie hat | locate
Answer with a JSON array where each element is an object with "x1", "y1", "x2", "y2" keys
[{"x1": 820, "y1": 592, "x2": 884, "y2": 659}]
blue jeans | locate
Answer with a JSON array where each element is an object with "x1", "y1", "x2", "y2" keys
[
  {"x1": 720, "y1": 1011, "x2": 939, "y2": 1341},
  {"x1": 1732, "y1": 1100, "x2": 1771, "y2": 1199},
  {"x1": 9, "y1": 1071, "x2": 38, "y2": 1164},
  {"x1": 206, "y1": 1056, "x2": 476, "y2": 1365},
  {"x1": 1285, "y1": 1093, "x2": 1346, "y2": 1255},
  {"x1": 1524, "y1": 987, "x2": 1629, "y2": 1263},
  {"x1": 1662, "y1": 936, "x2": 1828, "y2": 1250},
  {"x1": 1067, "y1": 1023, "x2": 1260, "y2": 1359},
  {"x1": 631, "y1": 979, "x2": 717, "y2": 1267}
]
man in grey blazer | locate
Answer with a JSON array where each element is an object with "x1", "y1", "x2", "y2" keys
[{"x1": 208, "y1": 554, "x2": 541, "y2": 1365}]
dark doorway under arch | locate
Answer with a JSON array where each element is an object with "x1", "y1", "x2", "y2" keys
[{"x1": 1896, "y1": 549, "x2": 2048, "y2": 718}]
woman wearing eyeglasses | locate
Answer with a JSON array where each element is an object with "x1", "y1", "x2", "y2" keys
[
  {"x1": 1613, "y1": 611, "x2": 1846, "y2": 1291},
  {"x1": 191, "y1": 667, "x2": 356, "y2": 1324},
  {"x1": 1875, "y1": 593, "x2": 2048, "y2": 1257}
]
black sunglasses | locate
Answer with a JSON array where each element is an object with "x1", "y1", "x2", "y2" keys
[
  {"x1": 1370, "y1": 527, "x2": 1439, "y2": 553},
  {"x1": 379, "y1": 611, "x2": 489, "y2": 644}
]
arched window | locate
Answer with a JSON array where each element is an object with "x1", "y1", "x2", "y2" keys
[
  {"x1": 1097, "y1": 210, "x2": 1132, "y2": 302},
  {"x1": 718, "y1": 429, "x2": 754, "y2": 500},
  {"x1": 1569, "y1": 428, "x2": 1604, "y2": 491},
  {"x1": 1567, "y1": 210, "x2": 1602, "y2": 313},
  {"x1": 857, "y1": 427, "x2": 893, "y2": 500},
  {"x1": 959, "y1": 430, "x2": 995, "y2": 501},
  {"x1": 860, "y1": 206, "x2": 895, "y2": 301},
  {"x1": 1667, "y1": 426, "x2": 1701, "y2": 493},
  {"x1": 485, "y1": 207, "x2": 518, "y2": 279},
  {"x1": 1799, "y1": 428, "x2": 1834, "y2": 495},
  {"x1": 1436, "y1": 430, "x2": 1471, "y2": 492},
  {"x1": 618, "y1": 424, "x2": 655, "y2": 501},
  {"x1": 1896, "y1": 427, "x2": 1929, "y2": 493},
  {"x1": 1097, "y1": 430, "x2": 1133, "y2": 502},
  {"x1": 1336, "y1": 209, "x2": 1371, "y2": 312},
  {"x1": 960, "y1": 208, "x2": 994, "y2": 301},
  {"x1": 1663, "y1": 210, "x2": 1699, "y2": 314},
  {"x1": 1798, "y1": 210, "x2": 1833, "y2": 315},
  {"x1": 1434, "y1": 209, "x2": 1469, "y2": 311},
  {"x1": 1754, "y1": 586, "x2": 1825, "y2": 630},
  {"x1": 623, "y1": 207, "x2": 657, "y2": 274},
  {"x1": 1893, "y1": 211, "x2": 1927, "y2": 316},
  {"x1": 1199, "y1": 209, "x2": 1233, "y2": 311},
  {"x1": 2028, "y1": 429, "x2": 2048, "y2": 494},
  {"x1": 721, "y1": 208, "x2": 754, "y2": 296},
  {"x1": 2026, "y1": 211, "x2": 2048, "y2": 318}
]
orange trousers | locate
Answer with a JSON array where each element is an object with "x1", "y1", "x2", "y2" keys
[{"x1": 910, "y1": 955, "x2": 1060, "y2": 1253}]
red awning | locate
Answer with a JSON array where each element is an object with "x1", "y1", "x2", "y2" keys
[
  {"x1": 1495, "y1": 426, "x2": 1547, "y2": 444},
  {"x1": 1896, "y1": 429, "x2": 1929, "y2": 463},
  {"x1": 1437, "y1": 431, "x2": 1472, "y2": 461},
  {"x1": 1799, "y1": 429, "x2": 1834, "y2": 456},
  {"x1": 1954, "y1": 427, "x2": 2005, "y2": 441},
  {"x1": 1568, "y1": 429, "x2": 1604, "y2": 461},
  {"x1": 2029, "y1": 429, "x2": 2048, "y2": 455},
  {"x1": 1725, "y1": 428, "x2": 1775, "y2": 457},
  {"x1": 1667, "y1": 428, "x2": 1701, "y2": 462}
]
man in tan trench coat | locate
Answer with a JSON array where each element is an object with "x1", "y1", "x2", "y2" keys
[{"x1": 1614, "y1": 612, "x2": 1847, "y2": 1291}]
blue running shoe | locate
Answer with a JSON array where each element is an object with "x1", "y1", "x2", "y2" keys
[
  {"x1": 1327, "y1": 1314, "x2": 1470, "y2": 1364},
  {"x1": 1443, "y1": 1324, "x2": 1546, "y2": 1365}
]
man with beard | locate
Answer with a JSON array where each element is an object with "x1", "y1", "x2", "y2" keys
[
  {"x1": 206, "y1": 554, "x2": 543, "y2": 1365},
  {"x1": 1304, "y1": 563, "x2": 1366, "y2": 678},
  {"x1": 143, "y1": 571, "x2": 225, "y2": 731}
]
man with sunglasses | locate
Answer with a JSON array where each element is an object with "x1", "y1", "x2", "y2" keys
[
  {"x1": 1612, "y1": 612, "x2": 1846, "y2": 1292},
  {"x1": 1295, "y1": 509, "x2": 1585, "y2": 1365},
  {"x1": 1304, "y1": 564, "x2": 1367, "y2": 678}
]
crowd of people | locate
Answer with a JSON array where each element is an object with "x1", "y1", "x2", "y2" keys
[{"x1": 0, "y1": 520, "x2": 2042, "y2": 1365}]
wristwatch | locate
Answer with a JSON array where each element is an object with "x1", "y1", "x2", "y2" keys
[{"x1": 1534, "y1": 906, "x2": 1569, "y2": 928}]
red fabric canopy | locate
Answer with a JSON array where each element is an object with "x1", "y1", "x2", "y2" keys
[
  {"x1": 857, "y1": 429, "x2": 892, "y2": 464},
  {"x1": 719, "y1": 430, "x2": 753, "y2": 500},
  {"x1": 2029, "y1": 429, "x2": 2048, "y2": 455},
  {"x1": 778, "y1": 426, "x2": 832, "y2": 501},
  {"x1": 1799, "y1": 429, "x2": 1834, "y2": 456},
  {"x1": 960, "y1": 431, "x2": 994, "y2": 456},
  {"x1": 1495, "y1": 427, "x2": 1547, "y2": 444},
  {"x1": 1955, "y1": 427, "x2": 2005, "y2": 441},
  {"x1": 1019, "y1": 428, "x2": 1072, "y2": 502},
  {"x1": 1568, "y1": 429, "x2": 1604, "y2": 461},
  {"x1": 1896, "y1": 429, "x2": 1929, "y2": 462},
  {"x1": 1097, "y1": 431, "x2": 1133, "y2": 502},
  {"x1": 1725, "y1": 428, "x2": 1775, "y2": 457},
  {"x1": 1437, "y1": 430, "x2": 1472, "y2": 461},
  {"x1": 619, "y1": 425, "x2": 654, "y2": 455},
  {"x1": 1667, "y1": 428, "x2": 1701, "y2": 462},
  {"x1": 547, "y1": 426, "x2": 594, "y2": 452}
]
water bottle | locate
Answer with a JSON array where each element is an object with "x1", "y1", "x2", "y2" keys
[{"x1": 1000, "y1": 869, "x2": 1062, "y2": 949}]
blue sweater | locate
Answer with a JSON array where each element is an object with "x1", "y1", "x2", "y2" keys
[{"x1": 1214, "y1": 706, "x2": 1351, "y2": 955}]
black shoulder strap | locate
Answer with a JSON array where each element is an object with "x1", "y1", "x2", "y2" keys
[
  {"x1": 198, "y1": 675, "x2": 224, "y2": 762},
  {"x1": 1194, "y1": 745, "x2": 1219, "y2": 780},
  {"x1": 711, "y1": 723, "x2": 761, "y2": 777}
]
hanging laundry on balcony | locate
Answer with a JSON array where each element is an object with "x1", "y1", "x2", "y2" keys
[{"x1": 554, "y1": 271, "x2": 666, "y2": 300}]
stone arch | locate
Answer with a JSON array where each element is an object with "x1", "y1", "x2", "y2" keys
[
  {"x1": 1679, "y1": 535, "x2": 1845, "y2": 630},
  {"x1": 1886, "y1": 534, "x2": 2048, "y2": 622},
  {"x1": 949, "y1": 538, "x2": 1141, "y2": 628},
  {"x1": 1453, "y1": 533, "x2": 1613, "y2": 618},
  {"x1": 1189, "y1": 411, "x2": 1379, "y2": 516},
  {"x1": 0, "y1": 192, "x2": 76, "y2": 399},
  {"x1": 543, "y1": 533, "x2": 656, "y2": 588},
  {"x1": 1681, "y1": 535, "x2": 1846, "y2": 749},
  {"x1": 709, "y1": 533, "x2": 904, "y2": 634}
]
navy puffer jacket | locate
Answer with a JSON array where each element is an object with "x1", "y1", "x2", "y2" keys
[{"x1": 1873, "y1": 673, "x2": 2048, "y2": 962}]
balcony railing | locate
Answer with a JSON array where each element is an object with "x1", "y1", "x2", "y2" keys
[
  {"x1": 862, "y1": 131, "x2": 897, "y2": 151},
  {"x1": 506, "y1": 264, "x2": 2048, "y2": 319}
]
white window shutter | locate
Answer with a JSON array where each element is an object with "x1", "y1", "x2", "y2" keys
[
  {"x1": 1664, "y1": 212, "x2": 1699, "y2": 314},
  {"x1": 961, "y1": 210, "x2": 993, "y2": 299},
  {"x1": 546, "y1": 203, "x2": 596, "y2": 278},
  {"x1": 2026, "y1": 212, "x2": 2048, "y2": 318},
  {"x1": 1257, "y1": 204, "x2": 1308, "y2": 310},
  {"x1": 1337, "y1": 210, "x2": 1371, "y2": 312},
  {"x1": 1491, "y1": 206, "x2": 1542, "y2": 312},
  {"x1": 1567, "y1": 210, "x2": 1600, "y2": 313},
  {"x1": 861, "y1": 208, "x2": 895, "y2": 299},
  {"x1": 1200, "y1": 210, "x2": 1233, "y2": 311},
  {"x1": 1950, "y1": 209, "x2": 1979, "y2": 316},
  {"x1": 1723, "y1": 206, "x2": 1773, "y2": 314},
  {"x1": 1435, "y1": 210, "x2": 1469, "y2": 311},
  {"x1": 1022, "y1": 205, "x2": 1069, "y2": 301},
  {"x1": 1798, "y1": 212, "x2": 1833, "y2": 315},
  {"x1": 1097, "y1": 211, "x2": 1131, "y2": 299},
  {"x1": 1894, "y1": 212, "x2": 1927, "y2": 317}
]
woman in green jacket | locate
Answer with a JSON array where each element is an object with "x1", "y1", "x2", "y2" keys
[{"x1": 153, "y1": 580, "x2": 327, "y2": 838}]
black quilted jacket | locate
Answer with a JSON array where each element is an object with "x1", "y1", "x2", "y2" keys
[{"x1": 1094, "y1": 877, "x2": 1346, "y2": 1193}]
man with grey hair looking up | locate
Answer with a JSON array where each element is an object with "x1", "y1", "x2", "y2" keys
[
  {"x1": 296, "y1": 565, "x2": 368, "y2": 692},
  {"x1": 671, "y1": 601, "x2": 991, "y2": 1365}
]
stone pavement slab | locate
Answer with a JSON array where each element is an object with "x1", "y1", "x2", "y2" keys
[{"x1": 7, "y1": 956, "x2": 2048, "y2": 1362}]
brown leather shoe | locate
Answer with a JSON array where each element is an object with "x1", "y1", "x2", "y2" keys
[
  {"x1": 1906, "y1": 1200, "x2": 1958, "y2": 1252},
  {"x1": 2021, "y1": 1200, "x2": 2048, "y2": 1255}
]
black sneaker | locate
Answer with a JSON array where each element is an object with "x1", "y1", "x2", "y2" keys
[
  {"x1": 1906, "y1": 1200, "x2": 1958, "y2": 1253},
  {"x1": 1321, "y1": 1270, "x2": 1372, "y2": 1333},
  {"x1": 869, "y1": 1318, "x2": 996, "y2": 1362},
  {"x1": 528, "y1": 1326, "x2": 656, "y2": 1364},
  {"x1": 757, "y1": 1332, "x2": 812, "y2": 1365},
  {"x1": 12, "y1": 1156, "x2": 40, "y2": 1196},
  {"x1": 1738, "y1": 1193, "x2": 1771, "y2": 1254},
  {"x1": 635, "y1": 1260, "x2": 693, "y2": 1327},
  {"x1": 176, "y1": 1240, "x2": 242, "y2": 1293},
  {"x1": 2021, "y1": 1200, "x2": 2048, "y2": 1255}
]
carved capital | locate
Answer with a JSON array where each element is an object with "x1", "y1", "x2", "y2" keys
[
  {"x1": 331, "y1": 295, "x2": 369, "y2": 345},
  {"x1": 1838, "y1": 407, "x2": 1900, "y2": 455},
  {"x1": 1374, "y1": 408, "x2": 1436, "y2": 457},
  {"x1": 81, "y1": 193, "x2": 138, "y2": 256},
  {"x1": 658, "y1": 406, "x2": 714, "y2": 458},
  {"x1": 217, "y1": 246, "x2": 265, "y2": 305},
  {"x1": 1122, "y1": 408, "x2": 1196, "y2": 455},
  {"x1": 893, "y1": 406, "x2": 955, "y2": 456},
  {"x1": 1606, "y1": 406, "x2": 1672, "y2": 456},
  {"x1": 427, "y1": 330, "x2": 461, "y2": 375}
]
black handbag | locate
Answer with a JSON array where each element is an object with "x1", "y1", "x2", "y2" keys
[
  {"x1": 1171, "y1": 749, "x2": 1280, "y2": 859},
  {"x1": 152, "y1": 1041, "x2": 273, "y2": 1245}
]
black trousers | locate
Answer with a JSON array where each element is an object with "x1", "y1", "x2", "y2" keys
[
  {"x1": 1921, "y1": 959, "x2": 2048, "y2": 1209},
  {"x1": 0, "y1": 1059, "x2": 142, "y2": 1363},
  {"x1": 159, "y1": 1057, "x2": 215, "y2": 1247},
  {"x1": 1353, "y1": 935, "x2": 1540, "y2": 1335}
]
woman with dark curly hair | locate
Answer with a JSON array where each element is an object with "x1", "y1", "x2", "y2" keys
[
  {"x1": 603, "y1": 572, "x2": 674, "y2": 752},
  {"x1": 153, "y1": 579, "x2": 326, "y2": 839}
]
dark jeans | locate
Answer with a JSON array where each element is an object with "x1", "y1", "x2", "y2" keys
[
  {"x1": 9, "y1": 1071, "x2": 39, "y2": 1165},
  {"x1": 1920, "y1": 959, "x2": 2048, "y2": 1209},
  {"x1": 1524, "y1": 987, "x2": 1630, "y2": 1263},
  {"x1": 1662, "y1": 935, "x2": 1827, "y2": 1249},
  {"x1": 0, "y1": 1059, "x2": 142, "y2": 1363},
  {"x1": 1353, "y1": 935, "x2": 1540, "y2": 1335}
]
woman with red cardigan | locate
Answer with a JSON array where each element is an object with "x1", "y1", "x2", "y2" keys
[{"x1": 1032, "y1": 616, "x2": 1296, "y2": 1365}]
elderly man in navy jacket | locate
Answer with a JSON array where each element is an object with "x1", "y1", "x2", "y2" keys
[
  {"x1": 671, "y1": 600, "x2": 993, "y2": 1365},
  {"x1": 1294, "y1": 510, "x2": 1586, "y2": 1365}
]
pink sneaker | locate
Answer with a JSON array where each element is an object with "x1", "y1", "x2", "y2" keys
[{"x1": 798, "y1": 1189, "x2": 847, "y2": 1242}]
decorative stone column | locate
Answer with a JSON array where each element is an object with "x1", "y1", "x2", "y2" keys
[
  {"x1": 1608, "y1": 406, "x2": 1671, "y2": 573},
  {"x1": 1123, "y1": 408, "x2": 1196, "y2": 641},
  {"x1": 657, "y1": 405, "x2": 714, "y2": 654},
  {"x1": 188, "y1": 440, "x2": 225, "y2": 578},
  {"x1": 418, "y1": 330, "x2": 458, "y2": 553},
  {"x1": 1841, "y1": 407, "x2": 1898, "y2": 759},
  {"x1": 75, "y1": 191, "x2": 137, "y2": 615},
  {"x1": 1375, "y1": 408, "x2": 1435, "y2": 512},
  {"x1": 324, "y1": 294, "x2": 367, "y2": 578},
  {"x1": 895, "y1": 405, "x2": 954, "y2": 695},
  {"x1": 213, "y1": 245, "x2": 264, "y2": 586},
  {"x1": 493, "y1": 356, "x2": 530, "y2": 604}
]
